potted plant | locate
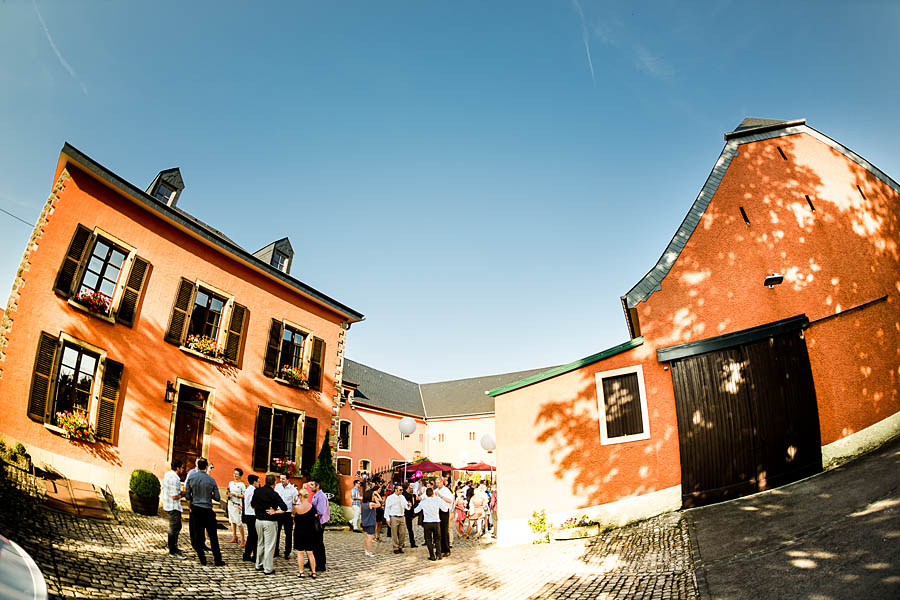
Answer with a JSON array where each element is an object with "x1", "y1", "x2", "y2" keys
[
  {"x1": 129, "y1": 469, "x2": 161, "y2": 516},
  {"x1": 550, "y1": 515, "x2": 602, "y2": 542},
  {"x1": 76, "y1": 290, "x2": 111, "y2": 316},
  {"x1": 279, "y1": 365, "x2": 308, "y2": 387},
  {"x1": 55, "y1": 409, "x2": 94, "y2": 442},
  {"x1": 185, "y1": 334, "x2": 223, "y2": 359},
  {"x1": 528, "y1": 509, "x2": 550, "y2": 544}
]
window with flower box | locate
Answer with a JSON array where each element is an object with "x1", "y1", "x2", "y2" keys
[
  {"x1": 54, "y1": 224, "x2": 151, "y2": 326},
  {"x1": 27, "y1": 331, "x2": 124, "y2": 443},
  {"x1": 164, "y1": 278, "x2": 248, "y2": 366},
  {"x1": 252, "y1": 405, "x2": 319, "y2": 474},
  {"x1": 263, "y1": 319, "x2": 326, "y2": 391}
]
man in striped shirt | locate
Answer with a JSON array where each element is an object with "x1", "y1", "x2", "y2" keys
[{"x1": 161, "y1": 458, "x2": 185, "y2": 559}]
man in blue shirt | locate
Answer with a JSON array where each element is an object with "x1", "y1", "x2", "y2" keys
[{"x1": 184, "y1": 458, "x2": 223, "y2": 566}]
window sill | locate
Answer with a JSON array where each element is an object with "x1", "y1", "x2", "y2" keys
[
  {"x1": 180, "y1": 345, "x2": 224, "y2": 365},
  {"x1": 67, "y1": 298, "x2": 115, "y2": 324},
  {"x1": 43, "y1": 422, "x2": 96, "y2": 443},
  {"x1": 274, "y1": 377, "x2": 309, "y2": 390}
]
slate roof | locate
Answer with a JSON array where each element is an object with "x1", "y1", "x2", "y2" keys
[
  {"x1": 59, "y1": 143, "x2": 364, "y2": 322},
  {"x1": 420, "y1": 367, "x2": 549, "y2": 418},
  {"x1": 343, "y1": 359, "x2": 425, "y2": 417},
  {"x1": 343, "y1": 359, "x2": 551, "y2": 418}
]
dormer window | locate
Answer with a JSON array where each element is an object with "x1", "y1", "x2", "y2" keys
[
  {"x1": 153, "y1": 182, "x2": 176, "y2": 203},
  {"x1": 272, "y1": 251, "x2": 289, "y2": 273}
]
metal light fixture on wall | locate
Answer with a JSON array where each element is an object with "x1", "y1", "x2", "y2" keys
[
  {"x1": 764, "y1": 273, "x2": 784, "y2": 289},
  {"x1": 164, "y1": 381, "x2": 177, "y2": 403}
]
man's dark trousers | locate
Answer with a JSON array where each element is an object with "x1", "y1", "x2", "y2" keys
[
  {"x1": 242, "y1": 516, "x2": 257, "y2": 561},
  {"x1": 275, "y1": 513, "x2": 292, "y2": 557},
  {"x1": 423, "y1": 522, "x2": 442, "y2": 559},
  {"x1": 167, "y1": 510, "x2": 182, "y2": 554},
  {"x1": 404, "y1": 508, "x2": 417, "y2": 547},
  {"x1": 312, "y1": 524, "x2": 326, "y2": 571},
  {"x1": 438, "y1": 509, "x2": 451, "y2": 555},
  {"x1": 190, "y1": 506, "x2": 222, "y2": 564}
]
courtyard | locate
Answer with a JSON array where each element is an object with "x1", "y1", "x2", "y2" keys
[{"x1": 2, "y1": 436, "x2": 899, "y2": 599}]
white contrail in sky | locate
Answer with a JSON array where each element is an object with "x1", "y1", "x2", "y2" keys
[
  {"x1": 572, "y1": 0, "x2": 595, "y2": 84},
  {"x1": 33, "y1": 0, "x2": 88, "y2": 95}
]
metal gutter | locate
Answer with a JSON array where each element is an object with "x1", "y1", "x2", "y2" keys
[{"x1": 488, "y1": 337, "x2": 644, "y2": 397}]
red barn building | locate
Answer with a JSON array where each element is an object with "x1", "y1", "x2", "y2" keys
[
  {"x1": 490, "y1": 118, "x2": 900, "y2": 545},
  {"x1": 0, "y1": 144, "x2": 363, "y2": 496}
]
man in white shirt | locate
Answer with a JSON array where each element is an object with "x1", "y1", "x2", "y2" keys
[
  {"x1": 161, "y1": 458, "x2": 186, "y2": 559},
  {"x1": 273, "y1": 474, "x2": 298, "y2": 559},
  {"x1": 434, "y1": 477, "x2": 454, "y2": 557},
  {"x1": 414, "y1": 488, "x2": 444, "y2": 561},
  {"x1": 384, "y1": 486, "x2": 410, "y2": 554},
  {"x1": 241, "y1": 475, "x2": 260, "y2": 562}
]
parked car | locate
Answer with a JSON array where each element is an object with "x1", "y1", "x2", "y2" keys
[{"x1": 0, "y1": 534, "x2": 47, "y2": 600}]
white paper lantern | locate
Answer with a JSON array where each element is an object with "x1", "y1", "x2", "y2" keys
[
  {"x1": 480, "y1": 433, "x2": 496, "y2": 452},
  {"x1": 398, "y1": 416, "x2": 416, "y2": 436}
]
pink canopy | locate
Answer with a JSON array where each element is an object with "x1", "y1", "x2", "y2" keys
[
  {"x1": 397, "y1": 460, "x2": 453, "y2": 473},
  {"x1": 461, "y1": 462, "x2": 495, "y2": 471}
]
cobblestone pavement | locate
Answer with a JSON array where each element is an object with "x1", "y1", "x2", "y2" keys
[{"x1": 0, "y1": 483, "x2": 698, "y2": 600}]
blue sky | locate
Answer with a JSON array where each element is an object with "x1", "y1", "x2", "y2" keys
[{"x1": 1, "y1": 1, "x2": 898, "y2": 382}]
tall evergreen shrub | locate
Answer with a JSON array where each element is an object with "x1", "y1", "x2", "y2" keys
[{"x1": 310, "y1": 431, "x2": 339, "y2": 497}]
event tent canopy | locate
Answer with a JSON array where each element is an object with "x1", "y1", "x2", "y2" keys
[
  {"x1": 397, "y1": 460, "x2": 453, "y2": 473},
  {"x1": 460, "y1": 462, "x2": 496, "y2": 471}
]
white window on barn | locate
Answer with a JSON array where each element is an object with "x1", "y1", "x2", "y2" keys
[{"x1": 595, "y1": 365, "x2": 651, "y2": 445}]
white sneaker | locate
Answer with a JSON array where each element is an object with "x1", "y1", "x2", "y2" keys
[{"x1": 365, "y1": 551, "x2": 375, "y2": 557}]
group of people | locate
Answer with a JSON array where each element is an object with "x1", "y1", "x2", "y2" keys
[
  {"x1": 161, "y1": 458, "x2": 330, "y2": 578},
  {"x1": 349, "y1": 475, "x2": 497, "y2": 562}
]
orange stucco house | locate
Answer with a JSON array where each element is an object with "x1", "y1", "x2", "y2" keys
[
  {"x1": 489, "y1": 118, "x2": 900, "y2": 545},
  {"x1": 0, "y1": 144, "x2": 364, "y2": 496}
]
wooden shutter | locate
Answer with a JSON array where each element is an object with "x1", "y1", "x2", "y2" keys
[
  {"x1": 308, "y1": 337, "x2": 325, "y2": 391},
  {"x1": 95, "y1": 359, "x2": 124, "y2": 443},
  {"x1": 115, "y1": 256, "x2": 150, "y2": 327},
  {"x1": 164, "y1": 278, "x2": 196, "y2": 345},
  {"x1": 223, "y1": 302, "x2": 248, "y2": 365},
  {"x1": 252, "y1": 406, "x2": 273, "y2": 471},
  {"x1": 602, "y1": 372, "x2": 644, "y2": 438},
  {"x1": 53, "y1": 225, "x2": 92, "y2": 298},
  {"x1": 263, "y1": 319, "x2": 283, "y2": 377},
  {"x1": 28, "y1": 332, "x2": 59, "y2": 422}
]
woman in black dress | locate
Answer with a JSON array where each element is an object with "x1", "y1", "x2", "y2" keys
[{"x1": 293, "y1": 488, "x2": 318, "y2": 578}]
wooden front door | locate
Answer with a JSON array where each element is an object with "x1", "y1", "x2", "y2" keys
[
  {"x1": 172, "y1": 385, "x2": 209, "y2": 476},
  {"x1": 668, "y1": 321, "x2": 822, "y2": 508}
]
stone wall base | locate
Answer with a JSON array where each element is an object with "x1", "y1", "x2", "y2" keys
[
  {"x1": 496, "y1": 484, "x2": 682, "y2": 547},
  {"x1": 822, "y1": 408, "x2": 900, "y2": 469}
]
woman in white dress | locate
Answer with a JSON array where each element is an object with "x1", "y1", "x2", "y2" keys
[{"x1": 227, "y1": 467, "x2": 247, "y2": 546}]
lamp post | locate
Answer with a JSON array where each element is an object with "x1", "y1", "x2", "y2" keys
[{"x1": 398, "y1": 417, "x2": 416, "y2": 482}]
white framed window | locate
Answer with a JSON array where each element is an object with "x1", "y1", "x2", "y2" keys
[
  {"x1": 359, "y1": 459, "x2": 371, "y2": 472},
  {"x1": 595, "y1": 365, "x2": 651, "y2": 445},
  {"x1": 338, "y1": 419, "x2": 351, "y2": 451},
  {"x1": 336, "y1": 457, "x2": 351, "y2": 476}
]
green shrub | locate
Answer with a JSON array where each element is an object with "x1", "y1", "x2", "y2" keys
[
  {"x1": 129, "y1": 469, "x2": 161, "y2": 498},
  {"x1": 310, "y1": 431, "x2": 339, "y2": 498},
  {"x1": 327, "y1": 500, "x2": 347, "y2": 526}
]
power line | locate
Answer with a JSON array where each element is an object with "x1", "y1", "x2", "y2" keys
[{"x1": 0, "y1": 207, "x2": 35, "y2": 228}]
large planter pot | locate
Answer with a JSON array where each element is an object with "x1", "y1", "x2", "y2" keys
[
  {"x1": 550, "y1": 524, "x2": 601, "y2": 542},
  {"x1": 129, "y1": 491, "x2": 159, "y2": 516}
]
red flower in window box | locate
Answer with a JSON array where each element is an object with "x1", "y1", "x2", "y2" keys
[
  {"x1": 271, "y1": 457, "x2": 298, "y2": 477},
  {"x1": 186, "y1": 334, "x2": 223, "y2": 359},
  {"x1": 55, "y1": 409, "x2": 94, "y2": 442},
  {"x1": 76, "y1": 290, "x2": 111, "y2": 316},
  {"x1": 279, "y1": 365, "x2": 308, "y2": 387}
]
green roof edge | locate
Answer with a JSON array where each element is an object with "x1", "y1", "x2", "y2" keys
[{"x1": 488, "y1": 337, "x2": 644, "y2": 397}]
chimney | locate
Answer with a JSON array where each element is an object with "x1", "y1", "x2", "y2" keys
[{"x1": 147, "y1": 167, "x2": 185, "y2": 208}]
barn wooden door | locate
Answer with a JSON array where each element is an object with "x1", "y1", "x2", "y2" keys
[{"x1": 663, "y1": 316, "x2": 822, "y2": 508}]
